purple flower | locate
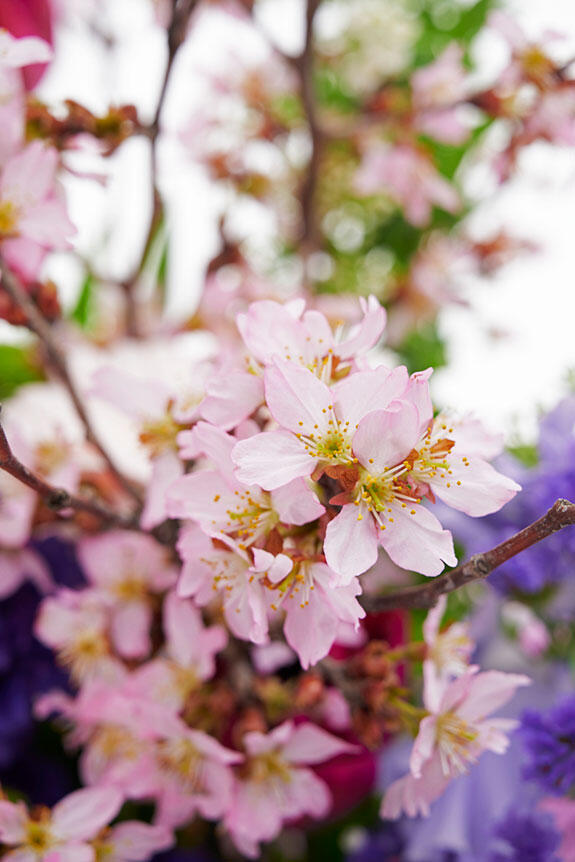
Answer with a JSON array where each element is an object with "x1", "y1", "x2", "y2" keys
[
  {"x1": 440, "y1": 397, "x2": 575, "y2": 597},
  {"x1": 520, "y1": 695, "x2": 575, "y2": 795},
  {"x1": 0, "y1": 537, "x2": 82, "y2": 775},
  {"x1": 488, "y1": 810, "x2": 561, "y2": 862}
]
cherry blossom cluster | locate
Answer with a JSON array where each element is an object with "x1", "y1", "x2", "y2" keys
[{"x1": 0, "y1": 4, "x2": 572, "y2": 860}]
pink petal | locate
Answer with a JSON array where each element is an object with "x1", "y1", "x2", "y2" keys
[
  {"x1": 111, "y1": 601, "x2": 152, "y2": 660},
  {"x1": 333, "y1": 366, "x2": 409, "y2": 428},
  {"x1": 90, "y1": 367, "x2": 170, "y2": 419},
  {"x1": 410, "y1": 715, "x2": 439, "y2": 778},
  {"x1": 141, "y1": 451, "x2": 183, "y2": 530},
  {"x1": 457, "y1": 671, "x2": 531, "y2": 723},
  {"x1": 336, "y1": 295, "x2": 386, "y2": 360},
  {"x1": 232, "y1": 431, "x2": 316, "y2": 489},
  {"x1": 271, "y1": 478, "x2": 324, "y2": 525},
  {"x1": 0, "y1": 801, "x2": 27, "y2": 843},
  {"x1": 106, "y1": 822, "x2": 174, "y2": 861},
  {"x1": 51, "y1": 787, "x2": 123, "y2": 841},
  {"x1": 381, "y1": 752, "x2": 450, "y2": 820},
  {"x1": 324, "y1": 503, "x2": 379, "y2": 583},
  {"x1": 379, "y1": 503, "x2": 457, "y2": 576},
  {"x1": 429, "y1": 456, "x2": 520, "y2": 517},
  {"x1": 352, "y1": 403, "x2": 420, "y2": 473},
  {"x1": 264, "y1": 360, "x2": 332, "y2": 435},
  {"x1": 200, "y1": 371, "x2": 263, "y2": 430},
  {"x1": 283, "y1": 723, "x2": 357, "y2": 765}
]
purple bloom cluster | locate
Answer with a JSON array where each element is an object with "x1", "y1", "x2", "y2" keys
[
  {"x1": 0, "y1": 537, "x2": 83, "y2": 798},
  {"x1": 445, "y1": 397, "x2": 575, "y2": 596},
  {"x1": 520, "y1": 694, "x2": 575, "y2": 796},
  {"x1": 488, "y1": 811, "x2": 561, "y2": 862}
]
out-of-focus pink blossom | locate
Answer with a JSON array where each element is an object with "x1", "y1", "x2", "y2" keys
[
  {"x1": 76, "y1": 532, "x2": 177, "y2": 660},
  {"x1": 92, "y1": 821, "x2": 174, "y2": 862},
  {"x1": 35, "y1": 589, "x2": 126, "y2": 683},
  {"x1": 381, "y1": 668, "x2": 530, "y2": 819},
  {"x1": 412, "y1": 44, "x2": 470, "y2": 144},
  {"x1": 0, "y1": 141, "x2": 75, "y2": 280},
  {"x1": 354, "y1": 144, "x2": 460, "y2": 227},
  {"x1": 502, "y1": 601, "x2": 550, "y2": 657},
  {"x1": 224, "y1": 720, "x2": 356, "y2": 858},
  {"x1": 0, "y1": 786, "x2": 124, "y2": 862},
  {"x1": 423, "y1": 595, "x2": 474, "y2": 710},
  {"x1": 129, "y1": 591, "x2": 227, "y2": 710}
]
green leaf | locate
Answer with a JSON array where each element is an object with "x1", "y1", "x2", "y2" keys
[
  {"x1": 396, "y1": 322, "x2": 447, "y2": 373},
  {"x1": 71, "y1": 273, "x2": 94, "y2": 328},
  {"x1": 0, "y1": 344, "x2": 44, "y2": 400}
]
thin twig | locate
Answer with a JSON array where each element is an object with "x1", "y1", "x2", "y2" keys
[
  {"x1": 0, "y1": 259, "x2": 142, "y2": 505},
  {"x1": 120, "y1": 0, "x2": 199, "y2": 333},
  {"x1": 0, "y1": 420, "x2": 138, "y2": 529},
  {"x1": 361, "y1": 499, "x2": 575, "y2": 612},
  {"x1": 295, "y1": 0, "x2": 322, "y2": 252}
]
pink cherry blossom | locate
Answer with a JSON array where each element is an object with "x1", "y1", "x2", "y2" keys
[
  {"x1": 149, "y1": 718, "x2": 243, "y2": 829},
  {"x1": 0, "y1": 141, "x2": 75, "y2": 280},
  {"x1": 224, "y1": 720, "x2": 356, "y2": 858},
  {"x1": 354, "y1": 144, "x2": 460, "y2": 227},
  {"x1": 168, "y1": 421, "x2": 324, "y2": 545},
  {"x1": 412, "y1": 44, "x2": 470, "y2": 144},
  {"x1": 35, "y1": 590, "x2": 126, "y2": 683},
  {"x1": 324, "y1": 401, "x2": 457, "y2": 581},
  {"x1": 0, "y1": 786, "x2": 123, "y2": 862},
  {"x1": 422, "y1": 595, "x2": 474, "y2": 711},
  {"x1": 501, "y1": 601, "x2": 550, "y2": 657},
  {"x1": 76, "y1": 532, "x2": 177, "y2": 660},
  {"x1": 236, "y1": 295, "x2": 386, "y2": 375},
  {"x1": 92, "y1": 821, "x2": 174, "y2": 862},
  {"x1": 128, "y1": 590, "x2": 227, "y2": 710},
  {"x1": 232, "y1": 359, "x2": 408, "y2": 489},
  {"x1": 381, "y1": 668, "x2": 530, "y2": 819},
  {"x1": 270, "y1": 560, "x2": 366, "y2": 669}
]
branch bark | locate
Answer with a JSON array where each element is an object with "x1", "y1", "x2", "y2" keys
[
  {"x1": 0, "y1": 419, "x2": 138, "y2": 529},
  {"x1": 361, "y1": 499, "x2": 575, "y2": 612},
  {"x1": 295, "y1": 0, "x2": 322, "y2": 252},
  {"x1": 0, "y1": 259, "x2": 142, "y2": 506},
  {"x1": 120, "y1": 0, "x2": 200, "y2": 334}
]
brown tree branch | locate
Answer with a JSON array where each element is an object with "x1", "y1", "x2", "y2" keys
[
  {"x1": 361, "y1": 499, "x2": 575, "y2": 612},
  {"x1": 0, "y1": 259, "x2": 142, "y2": 506},
  {"x1": 120, "y1": 0, "x2": 200, "y2": 334},
  {"x1": 0, "y1": 419, "x2": 138, "y2": 529},
  {"x1": 295, "y1": 0, "x2": 323, "y2": 253}
]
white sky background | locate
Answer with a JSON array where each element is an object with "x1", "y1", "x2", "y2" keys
[{"x1": 36, "y1": 0, "x2": 575, "y2": 443}]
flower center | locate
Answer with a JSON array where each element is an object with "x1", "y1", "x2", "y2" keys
[
  {"x1": 436, "y1": 711, "x2": 479, "y2": 776},
  {"x1": 224, "y1": 489, "x2": 277, "y2": 548},
  {"x1": 25, "y1": 821, "x2": 53, "y2": 853},
  {"x1": 249, "y1": 750, "x2": 292, "y2": 784},
  {"x1": 295, "y1": 408, "x2": 355, "y2": 466},
  {"x1": 0, "y1": 200, "x2": 19, "y2": 237},
  {"x1": 157, "y1": 738, "x2": 206, "y2": 793}
]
